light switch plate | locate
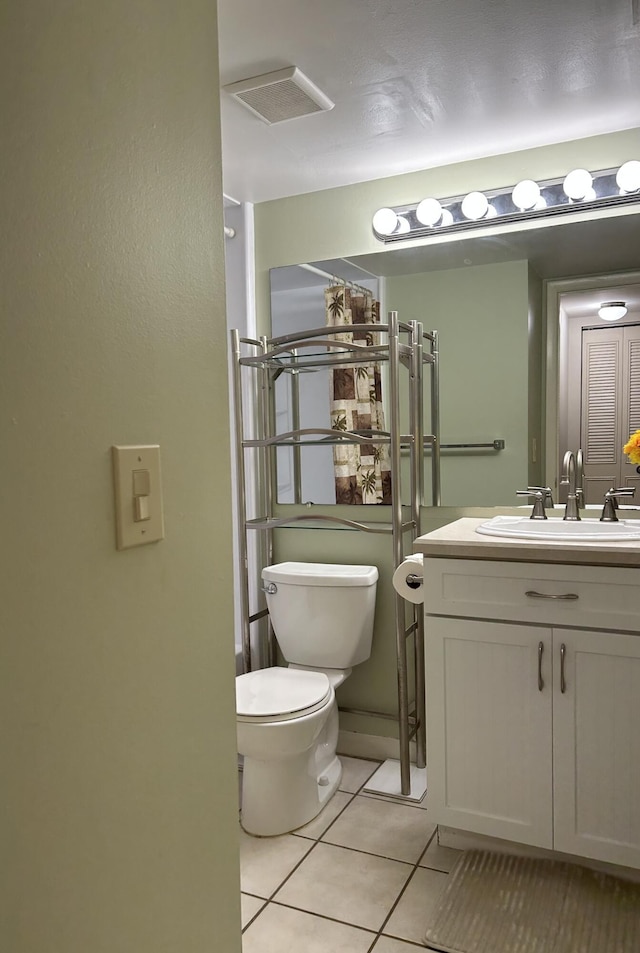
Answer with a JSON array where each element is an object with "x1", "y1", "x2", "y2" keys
[{"x1": 112, "y1": 445, "x2": 165, "y2": 550}]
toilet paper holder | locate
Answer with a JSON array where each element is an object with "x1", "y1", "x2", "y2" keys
[{"x1": 405, "y1": 572, "x2": 422, "y2": 590}]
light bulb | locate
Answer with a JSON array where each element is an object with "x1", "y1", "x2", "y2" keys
[
  {"x1": 512, "y1": 179, "x2": 540, "y2": 210},
  {"x1": 485, "y1": 204, "x2": 497, "y2": 218},
  {"x1": 616, "y1": 160, "x2": 640, "y2": 193},
  {"x1": 563, "y1": 168, "x2": 593, "y2": 200},
  {"x1": 395, "y1": 215, "x2": 410, "y2": 234},
  {"x1": 582, "y1": 187, "x2": 597, "y2": 202},
  {"x1": 440, "y1": 209, "x2": 454, "y2": 226},
  {"x1": 534, "y1": 195, "x2": 547, "y2": 210},
  {"x1": 461, "y1": 191, "x2": 488, "y2": 220},
  {"x1": 598, "y1": 301, "x2": 627, "y2": 321},
  {"x1": 416, "y1": 198, "x2": 443, "y2": 226},
  {"x1": 372, "y1": 207, "x2": 399, "y2": 236}
]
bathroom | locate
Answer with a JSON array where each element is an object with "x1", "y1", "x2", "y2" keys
[
  {"x1": 5, "y1": 4, "x2": 640, "y2": 953},
  {"x1": 222, "y1": 6, "x2": 640, "y2": 946}
]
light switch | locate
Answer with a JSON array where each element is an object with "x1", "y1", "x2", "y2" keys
[
  {"x1": 112, "y1": 445, "x2": 164, "y2": 549},
  {"x1": 132, "y1": 468, "x2": 151, "y2": 521}
]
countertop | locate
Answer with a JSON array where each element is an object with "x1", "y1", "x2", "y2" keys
[{"x1": 414, "y1": 517, "x2": 640, "y2": 569}]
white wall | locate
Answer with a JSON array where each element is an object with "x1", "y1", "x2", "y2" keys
[{"x1": 1, "y1": 3, "x2": 241, "y2": 951}]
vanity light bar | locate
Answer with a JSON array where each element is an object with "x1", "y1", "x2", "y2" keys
[{"x1": 372, "y1": 161, "x2": 640, "y2": 243}]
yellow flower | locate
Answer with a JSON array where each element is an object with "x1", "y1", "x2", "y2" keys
[{"x1": 623, "y1": 430, "x2": 640, "y2": 465}]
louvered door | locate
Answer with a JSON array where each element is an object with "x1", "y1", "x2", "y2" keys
[
  {"x1": 580, "y1": 322, "x2": 640, "y2": 503},
  {"x1": 621, "y1": 329, "x2": 640, "y2": 494}
]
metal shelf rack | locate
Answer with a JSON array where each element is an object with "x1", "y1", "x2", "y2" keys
[{"x1": 230, "y1": 311, "x2": 440, "y2": 798}]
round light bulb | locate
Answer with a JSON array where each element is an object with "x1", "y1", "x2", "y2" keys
[
  {"x1": 512, "y1": 179, "x2": 540, "y2": 210},
  {"x1": 616, "y1": 160, "x2": 640, "y2": 193},
  {"x1": 440, "y1": 209, "x2": 454, "y2": 226},
  {"x1": 598, "y1": 301, "x2": 628, "y2": 322},
  {"x1": 395, "y1": 215, "x2": 410, "y2": 234},
  {"x1": 582, "y1": 187, "x2": 597, "y2": 202},
  {"x1": 563, "y1": 168, "x2": 593, "y2": 200},
  {"x1": 485, "y1": 204, "x2": 498, "y2": 219},
  {"x1": 461, "y1": 191, "x2": 489, "y2": 220},
  {"x1": 534, "y1": 195, "x2": 547, "y2": 210},
  {"x1": 372, "y1": 207, "x2": 399, "y2": 236},
  {"x1": 416, "y1": 198, "x2": 443, "y2": 226}
]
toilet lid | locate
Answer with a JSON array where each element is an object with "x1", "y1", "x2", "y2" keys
[{"x1": 236, "y1": 667, "x2": 331, "y2": 718}]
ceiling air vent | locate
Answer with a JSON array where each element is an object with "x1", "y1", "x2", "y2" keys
[{"x1": 223, "y1": 67, "x2": 334, "y2": 124}]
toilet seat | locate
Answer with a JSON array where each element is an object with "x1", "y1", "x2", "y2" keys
[{"x1": 236, "y1": 667, "x2": 332, "y2": 724}]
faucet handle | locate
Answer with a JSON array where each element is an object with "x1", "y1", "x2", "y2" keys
[
  {"x1": 525, "y1": 486, "x2": 555, "y2": 508},
  {"x1": 601, "y1": 487, "x2": 636, "y2": 522},
  {"x1": 516, "y1": 489, "x2": 548, "y2": 520}
]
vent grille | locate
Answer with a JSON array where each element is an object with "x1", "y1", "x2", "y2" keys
[{"x1": 223, "y1": 67, "x2": 334, "y2": 124}]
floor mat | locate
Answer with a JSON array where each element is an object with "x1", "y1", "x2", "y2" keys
[{"x1": 424, "y1": 849, "x2": 640, "y2": 953}]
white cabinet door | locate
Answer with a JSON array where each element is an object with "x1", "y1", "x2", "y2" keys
[
  {"x1": 425, "y1": 617, "x2": 553, "y2": 847},
  {"x1": 553, "y1": 628, "x2": 640, "y2": 868}
]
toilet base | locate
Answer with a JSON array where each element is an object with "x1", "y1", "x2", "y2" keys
[{"x1": 241, "y1": 752, "x2": 342, "y2": 837}]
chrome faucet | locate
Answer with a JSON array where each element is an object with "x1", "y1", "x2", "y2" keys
[
  {"x1": 600, "y1": 486, "x2": 636, "y2": 522},
  {"x1": 560, "y1": 450, "x2": 581, "y2": 521},
  {"x1": 515, "y1": 486, "x2": 554, "y2": 519}
]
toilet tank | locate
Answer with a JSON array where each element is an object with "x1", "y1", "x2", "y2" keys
[{"x1": 262, "y1": 562, "x2": 378, "y2": 669}]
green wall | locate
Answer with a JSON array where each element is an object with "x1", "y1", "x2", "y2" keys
[
  {"x1": 1, "y1": 3, "x2": 241, "y2": 951},
  {"x1": 254, "y1": 127, "x2": 640, "y2": 743},
  {"x1": 387, "y1": 260, "x2": 531, "y2": 506}
]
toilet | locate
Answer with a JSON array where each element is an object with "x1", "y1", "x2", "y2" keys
[{"x1": 236, "y1": 561, "x2": 378, "y2": 836}]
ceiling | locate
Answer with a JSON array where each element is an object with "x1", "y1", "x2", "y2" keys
[{"x1": 218, "y1": 0, "x2": 640, "y2": 204}]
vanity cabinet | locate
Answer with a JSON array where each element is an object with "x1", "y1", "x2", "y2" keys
[{"x1": 423, "y1": 557, "x2": 640, "y2": 869}]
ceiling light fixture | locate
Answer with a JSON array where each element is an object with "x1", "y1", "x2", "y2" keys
[
  {"x1": 616, "y1": 160, "x2": 640, "y2": 194},
  {"x1": 461, "y1": 191, "x2": 489, "y2": 220},
  {"x1": 371, "y1": 161, "x2": 640, "y2": 243},
  {"x1": 598, "y1": 301, "x2": 628, "y2": 321}
]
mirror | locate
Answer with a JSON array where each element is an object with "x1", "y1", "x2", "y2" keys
[{"x1": 270, "y1": 212, "x2": 640, "y2": 507}]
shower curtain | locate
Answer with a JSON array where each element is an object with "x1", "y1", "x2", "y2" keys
[{"x1": 325, "y1": 285, "x2": 391, "y2": 504}]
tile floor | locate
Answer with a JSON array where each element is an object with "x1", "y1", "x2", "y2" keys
[{"x1": 239, "y1": 756, "x2": 462, "y2": 951}]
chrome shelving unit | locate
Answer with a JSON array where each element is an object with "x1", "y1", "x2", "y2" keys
[{"x1": 230, "y1": 311, "x2": 440, "y2": 797}]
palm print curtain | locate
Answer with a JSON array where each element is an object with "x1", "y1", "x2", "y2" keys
[{"x1": 325, "y1": 285, "x2": 392, "y2": 504}]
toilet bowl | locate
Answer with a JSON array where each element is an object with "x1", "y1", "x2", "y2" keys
[
  {"x1": 237, "y1": 668, "x2": 341, "y2": 836},
  {"x1": 235, "y1": 562, "x2": 378, "y2": 836}
]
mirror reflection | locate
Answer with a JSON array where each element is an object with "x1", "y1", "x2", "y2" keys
[{"x1": 270, "y1": 213, "x2": 640, "y2": 507}]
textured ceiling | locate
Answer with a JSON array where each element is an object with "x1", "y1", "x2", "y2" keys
[{"x1": 218, "y1": 0, "x2": 640, "y2": 203}]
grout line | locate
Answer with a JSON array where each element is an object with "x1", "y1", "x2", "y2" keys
[
  {"x1": 291, "y1": 790, "x2": 356, "y2": 841},
  {"x1": 416, "y1": 825, "x2": 440, "y2": 866},
  {"x1": 374, "y1": 856, "x2": 422, "y2": 940},
  {"x1": 266, "y1": 838, "x2": 321, "y2": 902},
  {"x1": 267, "y1": 899, "x2": 378, "y2": 937},
  {"x1": 298, "y1": 838, "x2": 417, "y2": 867}
]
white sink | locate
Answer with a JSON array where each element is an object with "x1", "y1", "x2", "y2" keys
[{"x1": 476, "y1": 515, "x2": 640, "y2": 542}]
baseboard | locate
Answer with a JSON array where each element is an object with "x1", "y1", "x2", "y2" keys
[{"x1": 337, "y1": 729, "x2": 416, "y2": 763}]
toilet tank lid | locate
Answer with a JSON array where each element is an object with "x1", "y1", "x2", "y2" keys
[{"x1": 262, "y1": 562, "x2": 378, "y2": 587}]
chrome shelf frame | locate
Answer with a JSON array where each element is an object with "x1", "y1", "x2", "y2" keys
[{"x1": 230, "y1": 311, "x2": 441, "y2": 796}]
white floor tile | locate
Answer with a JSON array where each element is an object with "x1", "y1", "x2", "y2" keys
[
  {"x1": 240, "y1": 893, "x2": 266, "y2": 928},
  {"x1": 371, "y1": 936, "x2": 426, "y2": 952},
  {"x1": 274, "y1": 841, "x2": 413, "y2": 932},
  {"x1": 239, "y1": 829, "x2": 314, "y2": 899},
  {"x1": 241, "y1": 903, "x2": 376, "y2": 953},
  {"x1": 382, "y1": 866, "x2": 449, "y2": 944},
  {"x1": 293, "y1": 790, "x2": 354, "y2": 840},
  {"x1": 418, "y1": 837, "x2": 462, "y2": 873},
  {"x1": 322, "y1": 794, "x2": 436, "y2": 864},
  {"x1": 338, "y1": 756, "x2": 381, "y2": 793}
]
